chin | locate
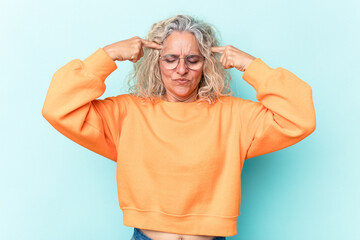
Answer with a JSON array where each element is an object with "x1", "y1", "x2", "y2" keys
[{"x1": 172, "y1": 88, "x2": 193, "y2": 97}]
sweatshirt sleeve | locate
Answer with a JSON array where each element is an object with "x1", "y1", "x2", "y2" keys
[
  {"x1": 41, "y1": 48, "x2": 124, "y2": 162},
  {"x1": 237, "y1": 58, "x2": 316, "y2": 160}
]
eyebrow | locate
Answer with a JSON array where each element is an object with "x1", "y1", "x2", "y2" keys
[{"x1": 163, "y1": 54, "x2": 202, "y2": 57}]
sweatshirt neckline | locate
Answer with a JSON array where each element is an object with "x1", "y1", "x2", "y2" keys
[{"x1": 159, "y1": 98, "x2": 201, "y2": 107}]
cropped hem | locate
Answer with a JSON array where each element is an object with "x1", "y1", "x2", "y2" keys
[{"x1": 121, "y1": 208, "x2": 237, "y2": 237}]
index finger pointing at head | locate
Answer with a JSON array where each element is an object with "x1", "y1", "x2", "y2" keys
[
  {"x1": 211, "y1": 46, "x2": 225, "y2": 53},
  {"x1": 141, "y1": 39, "x2": 162, "y2": 50}
]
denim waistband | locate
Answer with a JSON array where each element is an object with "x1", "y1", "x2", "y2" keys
[{"x1": 131, "y1": 228, "x2": 226, "y2": 240}]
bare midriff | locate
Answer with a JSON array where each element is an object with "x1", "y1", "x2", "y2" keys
[{"x1": 139, "y1": 228, "x2": 216, "y2": 240}]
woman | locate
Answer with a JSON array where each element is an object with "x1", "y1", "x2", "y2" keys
[{"x1": 42, "y1": 15, "x2": 316, "y2": 240}]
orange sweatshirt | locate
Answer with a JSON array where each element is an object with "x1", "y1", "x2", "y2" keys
[{"x1": 42, "y1": 48, "x2": 316, "y2": 237}]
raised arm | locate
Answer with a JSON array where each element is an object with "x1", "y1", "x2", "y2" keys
[
  {"x1": 41, "y1": 48, "x2": 122, "y2": 162},
  {"x1": 212, "y1": 45, "x2": 316, "y2": 160},
  {"x1": 238, "y1": 58, "x2": 316, "y2": 160},
  {"x1": 42, "y1": 38, "x2": 162, "y2": 162}
]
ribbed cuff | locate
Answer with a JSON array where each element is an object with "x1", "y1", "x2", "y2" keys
[
  {"x1": 83, "y1": 48, "x2": 118, "y2": 80},
  {"x1": 242, "y1": 58, "x2": 273, "y2": 91}
]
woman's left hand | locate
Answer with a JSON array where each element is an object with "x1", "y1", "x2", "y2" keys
[{"x1": 211, "y1": 45, "x2": 257, "y2": 72}]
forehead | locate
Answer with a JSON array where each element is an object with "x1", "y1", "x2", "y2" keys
[{"x1": 162, "y1": 31, "x2": 201, "y2": 54}]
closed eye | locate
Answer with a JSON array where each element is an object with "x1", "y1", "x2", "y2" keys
[
  {"x1": 188, "y1": 59, "x2": 199, "y2": 63},
  {"x1": 187, "y1": 55, "x2": 202, "y2": 63},
  {"x1": 163, "y1": 54, "x2": 178, "y2": 62},
  {"x1": 165, "y1": 59, "x2": 176, "y2": 63}
]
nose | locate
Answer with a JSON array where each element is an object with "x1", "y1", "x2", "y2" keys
[{"x1": 176, "y1": 58, "x2": 189, "y2": 75}]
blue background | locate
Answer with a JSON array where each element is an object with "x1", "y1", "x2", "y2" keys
[{"x1": 1, "y1": 0, "x2": 359, "y2": 239}]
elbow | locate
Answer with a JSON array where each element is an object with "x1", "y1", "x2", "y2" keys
[
  {"x1": 304, "y1": 105, "x2": 317, "y2": 136},
  {"x1": 41, "y1": 105, "x2": 49, "y2": 120},
  {"x1": 306, "y1": 121, "x2": 316, "y2": 136},
  {"x1": 41, "y1": 104, "x2": 56, "y2": 123},
  {"x1": 288, "y1": 111, "x2": 316, "y2": 139},
  {"x1": 300, "y1": 88, "x2": 317, "y2": 136},
  {"x1": 300, "y1": 117, "x2": 316, "y2": 138}
]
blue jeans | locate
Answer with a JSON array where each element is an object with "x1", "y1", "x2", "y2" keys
[{"x1": 130, "y1": 228, "x2": 226, "y2": 240}]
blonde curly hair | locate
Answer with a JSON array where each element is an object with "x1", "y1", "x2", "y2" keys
[{"x1": 126, "y1": 14, "x2": 233, "y2": 104}]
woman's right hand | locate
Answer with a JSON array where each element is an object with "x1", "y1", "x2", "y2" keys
[{"x1": 103, "y1": 36, "x2": 162, "y2": 62}]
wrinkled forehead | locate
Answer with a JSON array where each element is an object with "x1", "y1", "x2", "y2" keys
[{"x1": 161, "y1": 31, "x2": 201, "y2": 55}]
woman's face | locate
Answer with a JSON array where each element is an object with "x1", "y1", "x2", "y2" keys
[{"x1": 159, "y1": 31, "x2": 203, "y2": 102}]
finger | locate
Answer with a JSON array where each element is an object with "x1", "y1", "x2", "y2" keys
[
  {"x1": 219, "y1": 51, "x2": 226, "y2": 64},
  {"x1": 139, "y1": 47, "x2": 144, "y2": 59},
  {"x1": 129, "y1": 53, "x2": 138, "y2": 63},
  {"x1": 141, "y1": 39, "x2": 162, "y2": 49},
  {"x1": 131, "y1": 56, "x2": 140, "y2": 63},
  {"x1": 224, "y1": 56, "x2": 234, "y2": 69},
  {"x1": 225, "y1": 60, "x2": 233, "y2": 69},
  {"x1": 134, "y1": 49, "x2": 143, "y2": 62},
  {"x1": 225, "y1": 55, "x2": 234, "y2": 68},
  {"x1": 211, "y1": 46, "x2": 225, "y2": 53}
]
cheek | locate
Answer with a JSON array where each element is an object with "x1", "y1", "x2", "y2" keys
[
  {"x1": 193, "y1": 70, "x2": 203, "y2": 82},
  {"x1": 160, "y1": 67, "x2": 172, "y2": 83}
]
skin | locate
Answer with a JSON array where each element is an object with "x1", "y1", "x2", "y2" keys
[
  {"x1": 103, "y1": 32, "x2": 256, "y2": 104},
  {"x1": 102, "y1": 32, "x2": 257, "y2": 240},
  {"x1": 158, "y1": 31, "x2": 203, "y2": 103},
  {"x1": 211, "y1": 45, "x2": 256, "y2": 71}
]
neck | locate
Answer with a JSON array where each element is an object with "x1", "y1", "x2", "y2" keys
[{"x1": 163, "y1": 88, "x2": 198, "y2": 103}]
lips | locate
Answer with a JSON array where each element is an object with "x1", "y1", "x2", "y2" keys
[{"x1": 174, "y1": 79, "x2": 190, "y2": 84}]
